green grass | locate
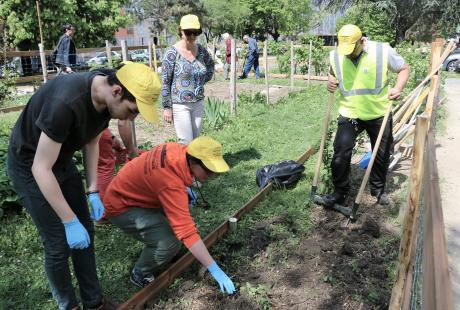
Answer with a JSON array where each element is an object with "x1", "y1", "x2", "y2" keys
[{"x1": 0, "y1": 85, "x2": 332, "y2": 308}]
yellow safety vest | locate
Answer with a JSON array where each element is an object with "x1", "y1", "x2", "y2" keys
[{"x1": 329, "y1": 41, "x2": 389, "y2": 121}]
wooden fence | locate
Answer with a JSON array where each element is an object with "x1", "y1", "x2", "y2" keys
[{"x1": 389, "y1": 39, "x2": 454, "y2": 310}]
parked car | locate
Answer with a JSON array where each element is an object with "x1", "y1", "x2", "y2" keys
[
  {"x1": 86, "y1": 51, "x2": 121, "y2": 66},
  {"x1": 129, "y1": 49, "x2": 149, "y2": 62},
  {"x1": 454, "y1": 59, "x2": 460, "y2": 73},
  {"x1": 442, "y1": 48, "x2": 460, "y2": 72}
]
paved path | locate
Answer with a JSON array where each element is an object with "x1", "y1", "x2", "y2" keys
[{"x1": 437, "y1": 78, "x2": 460, "y2": 309}]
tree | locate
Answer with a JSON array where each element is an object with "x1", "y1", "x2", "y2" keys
[
  {"x1": 336, "y1": 3, "x2": 395, "y2": 45},
  {"x1": 201, "y1": 0, "x2": 250, "y2": 39},
  {"x1": 241, "y1": 0, "x2": 313, "y2": 41},
  {"x1": 316, "y1": 0, "x2": 460, "y2": 43},
  {"x1": 0, "y1": 0, "x2": 131, "y2": 50}
]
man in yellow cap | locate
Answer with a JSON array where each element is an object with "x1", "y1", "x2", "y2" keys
[
  {"x1": 7, "y1": 62, "x2": 161, "y2": 310},
  {"x1": 103, "y1": 136, "x2": 236, "y2": 295},
  {"x1": 315, "y1": 24, "x2": 410, "y2": 208}
]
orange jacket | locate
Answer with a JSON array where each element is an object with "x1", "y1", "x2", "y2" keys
[{"x1": 103, "y1": 143, "x2": 200, "y2": 248}]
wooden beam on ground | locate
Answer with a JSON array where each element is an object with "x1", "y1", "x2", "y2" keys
[
  {"x1": 389, "y1": 114, "x2": 429, "y2": 309},
  {"x1": 0, "y1": 105, "x2": 26, "y2": 114},
  {"x1": 118, "y1": 146, "x2": 315, "y2": 310},
  {"x1": 230, "y1": 39, "x2": 237, "y2": 116},
  {"x1": 264, "y1": 40, "x2": 269, "y2": 104},
  {"x1": 269, "y1": 73, "x2": 327, "y2": 81}
]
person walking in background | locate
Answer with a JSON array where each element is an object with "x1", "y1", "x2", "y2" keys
[
  {"x1": 7, "y1": 62, "x2": 161, "y2": 310},
  {"x1": 54, "y1": 23, "x2": 77, "y2": 75},
  {"x1": 104, "y1": 136, "x2": 236, "y2": 295},
  {"x1": 222, "y1": 33, "x2": 234, "y2": 80},
  {"x1": 239, "y1": 34, "x2": 260, "y2": 79},
  {"x1": 315, "y1": 24, "x2": 410, "y2": 209},
  {"x1": 161, "y1": 14, "x2": 214, "y2": 145}
]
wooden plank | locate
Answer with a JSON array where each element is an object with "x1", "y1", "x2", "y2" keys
[
  {"x1": 422, "y1": 130, "x2": 454, "y2": 310},
  {"x1": 269, "y1": 73, "x2": 327, "y2": 81},
  {"x1": 290, "y1": 40, "x2": 294, "y2": 90},
  {"x1": 389, "y1": 114, "x2": 429, "y2": 309},
  {"x1": 264, "y1": 40, "x2": 269, "y2": 104},
  {"x1": 230, "y1": 39, "x2": 237, "y2": 116},
  {"x1": 0, "y1": 105, "x2": 26, "y2": 114},
  {"x1": 392, "y1": 87, "x2": 429, "y2": 134},
  {"x1": 118, "y1": 146, "x2": 315, "y2": 310},
  {"x1": 424, "y1": 75, "x2": 440, "y2": 124}
]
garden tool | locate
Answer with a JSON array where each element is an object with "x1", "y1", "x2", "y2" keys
[
  {"x1": 346, "y1": 103, "x2": 393, "y2": 226},
  {"x1": 310, "y1": 92, "x2": 352, "y2": 217}
]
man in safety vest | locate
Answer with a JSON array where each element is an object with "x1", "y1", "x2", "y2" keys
[{"x1": 316, "y1": 24, "x2": 410, "y2": 208}]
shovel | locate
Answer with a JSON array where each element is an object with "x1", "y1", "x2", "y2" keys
[
  {"x1": 347, "y1": 103, "x2": 393, "y2": 225},
  {"x1": 310, "y1": 92, "x2": 352, "y2": 217}
]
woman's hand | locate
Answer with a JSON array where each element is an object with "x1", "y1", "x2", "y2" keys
[{"x1": 163, "y1": 108, "x2": 173, "y2": 123}]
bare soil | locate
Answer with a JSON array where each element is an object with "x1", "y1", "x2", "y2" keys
[{"x1": 110, "y1": 80, "x2": 409, "y2": 309}]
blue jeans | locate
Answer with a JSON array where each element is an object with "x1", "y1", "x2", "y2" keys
[
  {"x1": 242, "y1": 53, "x2": 260, "y2": 78},
  {"x1": 7, "y1": 157, "x2": 102, "y2": 310}
]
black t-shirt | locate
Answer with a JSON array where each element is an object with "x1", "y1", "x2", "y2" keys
[{"x1": 8, "y1": 71, "x2": 111, "y2": 168}]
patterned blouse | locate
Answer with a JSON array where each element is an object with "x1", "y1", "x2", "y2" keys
[{"x1": 161, "y1": 44, "x2": 214, "y2": 108}]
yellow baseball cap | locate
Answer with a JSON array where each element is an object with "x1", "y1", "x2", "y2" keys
[
  {"x1": 337, "y1": 24, "x2": 362, "y2": 55},
  {"x1": 187, "y1": 136, "x2": 230, "y2": 173},
  {"x1": 180, "y1": 14, "x2": 201, "y2": 30},
  {"x1": 116, "y1": 62, "x2": 161, "y2": 123}
]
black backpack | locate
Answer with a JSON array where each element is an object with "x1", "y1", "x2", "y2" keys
[{"x1": 256, "y1": 160, "x2": 305, "y2": 190}]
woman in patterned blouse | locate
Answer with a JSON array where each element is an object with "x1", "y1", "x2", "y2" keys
[{"x1": 161, "y1": 14, "x2": 214, "y2": 145}]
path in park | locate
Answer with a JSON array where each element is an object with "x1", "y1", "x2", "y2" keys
[{"x1": 437, "y1": 78, "x2": 460, "y2": 309}]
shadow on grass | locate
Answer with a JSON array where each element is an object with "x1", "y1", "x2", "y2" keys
[{"x1": 223, "y1": 147, "x2": 261, "y2": 167}]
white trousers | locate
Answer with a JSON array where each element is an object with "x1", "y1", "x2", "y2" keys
[{"x1": 172, "y1": 100, "x2": 204, "y2": 145}]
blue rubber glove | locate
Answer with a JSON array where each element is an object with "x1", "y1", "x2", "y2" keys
[
  {"x1": 187, "y1": 187, "x2": 197, "y2": 208},
  {"x1": 207, "y1": 261, "x2": 236, "y2": 294},
  {"x1": 63, "y1": 217, "x2": 90, "y2": 249},
  {"x1": 88, "y1": 192, "x2": 105, "y2": 221}
]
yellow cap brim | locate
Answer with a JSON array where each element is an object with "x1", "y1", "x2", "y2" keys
[
  {"x1": 202, "y1": 158, "x2": 230, "y2": 173},
  {"x1": 137, "y1": 96, "x2": 159, "y2": 123},
  {"x1": 338, "y1": 42, "x2": 356, "y2": 55}
]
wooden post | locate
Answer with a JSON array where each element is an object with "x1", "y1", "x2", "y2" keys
[
  {"x1": 148, "y1": 39, "x2": 153, "y2": 68},
  {"x1": 389, "y1": 114, "x2": 429, "y2": 309},
  {"x1": 230, "y1": 39, "x2": 237, "y2": 116},
  {"x1": 35, "y1": 1, "x2": 44, "y2": 45},
  {"x1": 105, "y1": 40, "x2": 112, "y2": 68},
  {"x1": 152, "y1": 43, "x2": 158, "y2": 72},
  {"x1": 38, "y1": 43, "x2": 47, "y2": 83},
  {"x1": 120, "y1": 40, "x2": 137, "y2": 147},
  {"x1": 307, "y1": 40, "x2": 312, "y2": 86},
  {"x1": 290, "y1": 40, "x2": 294, "y2": 90},
  {"x1": 264, "y1": 40, "x2": 269, "y2": 105},
  {"x1": 121, "y1": 40, "x2": 128, "y2": 62},
  {"x1": 425, "y1": 75, "x2": 440, "y2": 125},
  {"x1": 213, "y1": 36, "x2": 217, "y2": 80}
]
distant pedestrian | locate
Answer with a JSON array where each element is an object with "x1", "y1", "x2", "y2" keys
[
  {"x1": 161, "y1": 14, "x2": 214, "y2": 145},
  {"x1": 54, "y1": 23, "x2": 77, "y2": 75},
  {"x1": 239, "y1": 34, "x2": 260, "y2": 79},
  {"x1": 222, "y1": 33, "x2": 234, "y2": 80}
]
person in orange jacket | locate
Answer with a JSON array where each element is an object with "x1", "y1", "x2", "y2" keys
[{"x1": 104, "y1": 136, "x2": 236, "y2": 294}]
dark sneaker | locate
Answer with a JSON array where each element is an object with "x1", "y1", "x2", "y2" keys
[
  {"x1": 314, "y1": 192, "x2": 347, "y2": 208},
  {"x1": 130, "y1": 268, "x2": 155, "y2": 288},
  {"x1": 377, "y1": 192, "x2": 390, "y2": 205},
  {"x1": 238, "y1": 75, "x2": 247, "y2": 79}
]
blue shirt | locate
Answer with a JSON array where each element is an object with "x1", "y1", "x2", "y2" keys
[
  {"x1": 161, "y1": 44, "x2": 214, "y2": 108},
  {"x1": 248, "y1": 38, "x2": 259, "y2": 55}
]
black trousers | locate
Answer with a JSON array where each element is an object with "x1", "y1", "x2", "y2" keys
[{"x1": 331, "y1": 114, "x2": 393, "y2": 197}]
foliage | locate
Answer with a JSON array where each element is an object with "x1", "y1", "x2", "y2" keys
[
  {"x1": 394, "y1": 43, "x2": 429, "y2": 95},
  {"x1": 298, "y1": 34, "x2": 328, "y2": 75},
  {"x1": 317, "y1": 0, "x2": 460, "y2": 43},
  {"x1": 0, "y1": 0, "x2": 131, "y2": 50},
  {"x1": 241, "y1": 282, "x2": 271, "y2": 309},
  {"x1": 336, "y1": 3, "x2": 395, "y2": 45},
  {"x1": 201, "y1": 0, "x2": 250, "y2": 38},
  {"x1": 204, "y1": 97, "x2": 230, "y2": 130},
  {"x1": 0, "y1": 112, "x2": 21, "y2": 217},
  {"x1": 237, "y1": 91, "x2": 267, "y2": 105},
  {"x1": 0, "y1": 69, "x2": 18, "y2": 105},
  {"x1": 267, "y1": 41, "x2": 290, "y2": 73},
  {"x1": 239, "y1": 0, "x2": 314, "y2": 41}
]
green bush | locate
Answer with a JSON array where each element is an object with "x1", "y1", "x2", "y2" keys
[
  {"x1": 0, "y1": 114, "x2": 21, "y2": 217},
  {"x1": 237, "y1": 91, "x2": 266, "y2": 105},
  {"x1": 298, "y1": 34, "x2": 328, "y2": 75},
  {"x1": 395, "y1": 43, "x2": 429, "y2": 94},
  {"x1": 0, "y1": 69, "x2": 18, "y2": 106},
  {"x1": 267, "y1": 41, "x2": 290, "y2": 73}
]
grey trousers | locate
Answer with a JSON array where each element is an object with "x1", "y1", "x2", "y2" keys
[{"x1": 109, "y1": 208, "x2": 181, "y2": 276}]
